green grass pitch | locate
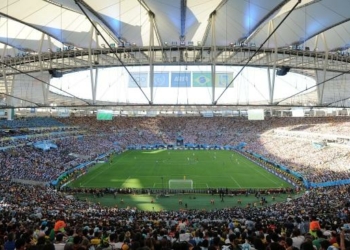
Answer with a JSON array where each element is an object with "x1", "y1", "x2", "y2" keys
[{"x1": 69, "y1": 150, "x2": 292, "y2": 190}]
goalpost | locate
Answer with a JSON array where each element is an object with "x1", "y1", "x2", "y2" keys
[{"x1": 168, "y1": 179, "x2": 193, "y2": 189}]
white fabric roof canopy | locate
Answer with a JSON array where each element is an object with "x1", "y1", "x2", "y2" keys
[{"x1": 0, "y1": 0, "x2": 349, "y2": 53}]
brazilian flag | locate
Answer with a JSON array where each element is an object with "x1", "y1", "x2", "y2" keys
[{"x1": 193, "y1": 73, "x2": 212, "y2": 87}]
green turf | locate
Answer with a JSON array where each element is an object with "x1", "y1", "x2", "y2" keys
[{"x1": 69, "y1": 150, "x2": 292, "y2": 190}]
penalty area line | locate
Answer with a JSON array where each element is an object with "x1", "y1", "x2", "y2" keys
[
  {"x1": 80, "y1": 166, "x2": 110, "y2": 187},
  {"x1": 231, "y1": 176, "x2": 242, "y2": 188}
]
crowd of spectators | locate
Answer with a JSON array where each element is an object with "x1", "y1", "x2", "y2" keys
[
  {"x1": 0, "y1": 116, "x2": 349, "y2": 250},
  {"x1": 0, "y1": 135, "x2": 121, "y2": 182},
  {"x1": 0, "y1": 116, "x2": 350, "y2": 184},
  {"x1": 0, "y1": 182, "x2": 349, "y2": 250},
  {"x1": 246, "y1": 136, "x2": 350, "y2": 183}
]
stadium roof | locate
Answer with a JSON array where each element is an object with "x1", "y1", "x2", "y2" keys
[{"x1": 1, "y1": 0, "x2": 350, "y2": 111}]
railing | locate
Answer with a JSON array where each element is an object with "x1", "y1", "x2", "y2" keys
[
  {"x1": 2, "y1": 46, "x2": 350, "y2": 75},
  {"x1": 11, "y1": 178, "x2": 47, "y2": 186}
]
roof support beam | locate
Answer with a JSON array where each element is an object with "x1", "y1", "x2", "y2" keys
[
  {"x1": 38, "y1": 33, "x2": 45, "y2": 73},
  {"x1": 150, "y1": 13, "x2": 163, "y2": 46},
  {"x1": 2, "y1": 69, "x2": 9, "y2": 106},
  {"x1": 267, "y1": 64, "x2": 277, "y2": 105},
  {"x1": 138, "y1": 0, "x2": 167, "y2": 61},
  {"x1": 88, "y1": 25, "x2": 97, "y2": 105},
  {"x1": 77, "y1": 0, "x2": 149, "y2": 62},
  {"x1": 75, "y1": 0, "x2": 151, "y2": 105},
  {"x1": 41, "y1": 75, "x2": 50, "y2": 106},
  {"x1": 2, "y1": 44, "x2": 7, "y2": 62},
  {"x1": 201, "y1": 18, "x2": 212, "y2": 47},
  {"x1": 138, "y1": 0, "x2": 163, "y2": 46},
  {"x1": 199, "y1": 0, "x2": 227, "y2": 62},
  {"x1": 267, "y1": 20, "x2": 278, "y2": 105},
  {"x1": 75, "y1": 0, "x2": 121, "y2": 45},
  {"x1": 149, "y1": 9, "x2": 155, "y2": 104},
  {"x1": 200, "y1": 0, "x2": 227, "y2": 46},
  {"x1": 38, "y1": 34, "x2": 49, "y2": 105},
  {"x1": 180, "y1": 0, "x2": 187, "y2": 38},
  {"x1": 211, "y1": 11, "x2": 217, "y2": 104},
  {"x1": 179, "y1": 0, "x2": 187, "y2": 65},
  {"x1": 9, "y1": 77, "x2": 14, "y2": 106},
  {"x1": 317, "y1": 33, "x2": 329, "y2": 105},
  {"x1": 214, "y1": 0, "x2": 302, "y2": 104}
]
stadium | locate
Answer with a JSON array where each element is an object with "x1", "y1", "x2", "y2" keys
[{"x1": 0, "y1": 0, "x2": 350, "y2": 250}]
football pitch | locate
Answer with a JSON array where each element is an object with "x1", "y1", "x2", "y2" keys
[{"x1": 69, "y1": 150, "x2": 292, "y2": 190}]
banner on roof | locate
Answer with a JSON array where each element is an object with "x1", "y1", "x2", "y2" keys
[
  {"x1": 154, "y1": 73, "x2": 169, "y2": 87},
  {"x1": 248, "y1": 109, "x2": 265, "y2": 120},
  {"x1": 57, "y1": 108, "x2": 70, "y2": 117},
  {"x1": 193, "y1": 72, "x2": 212, "y2": 87},
  {"x1": 128, "y1": 72, "x2": 148, "y2": 88},
  {"x1": 215, "y1": 73, "x2": 234, "y2": 88},
  {"x1": 292, "y1": 108, "x2": 305, "y2": 117},
  {"x1": 171, "y1": 72, "x2": 191, "y2": 87}
]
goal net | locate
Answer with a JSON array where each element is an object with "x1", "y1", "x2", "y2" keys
[{"x1": 168, "y1": 179, "x2": 193, "y2": 189}]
